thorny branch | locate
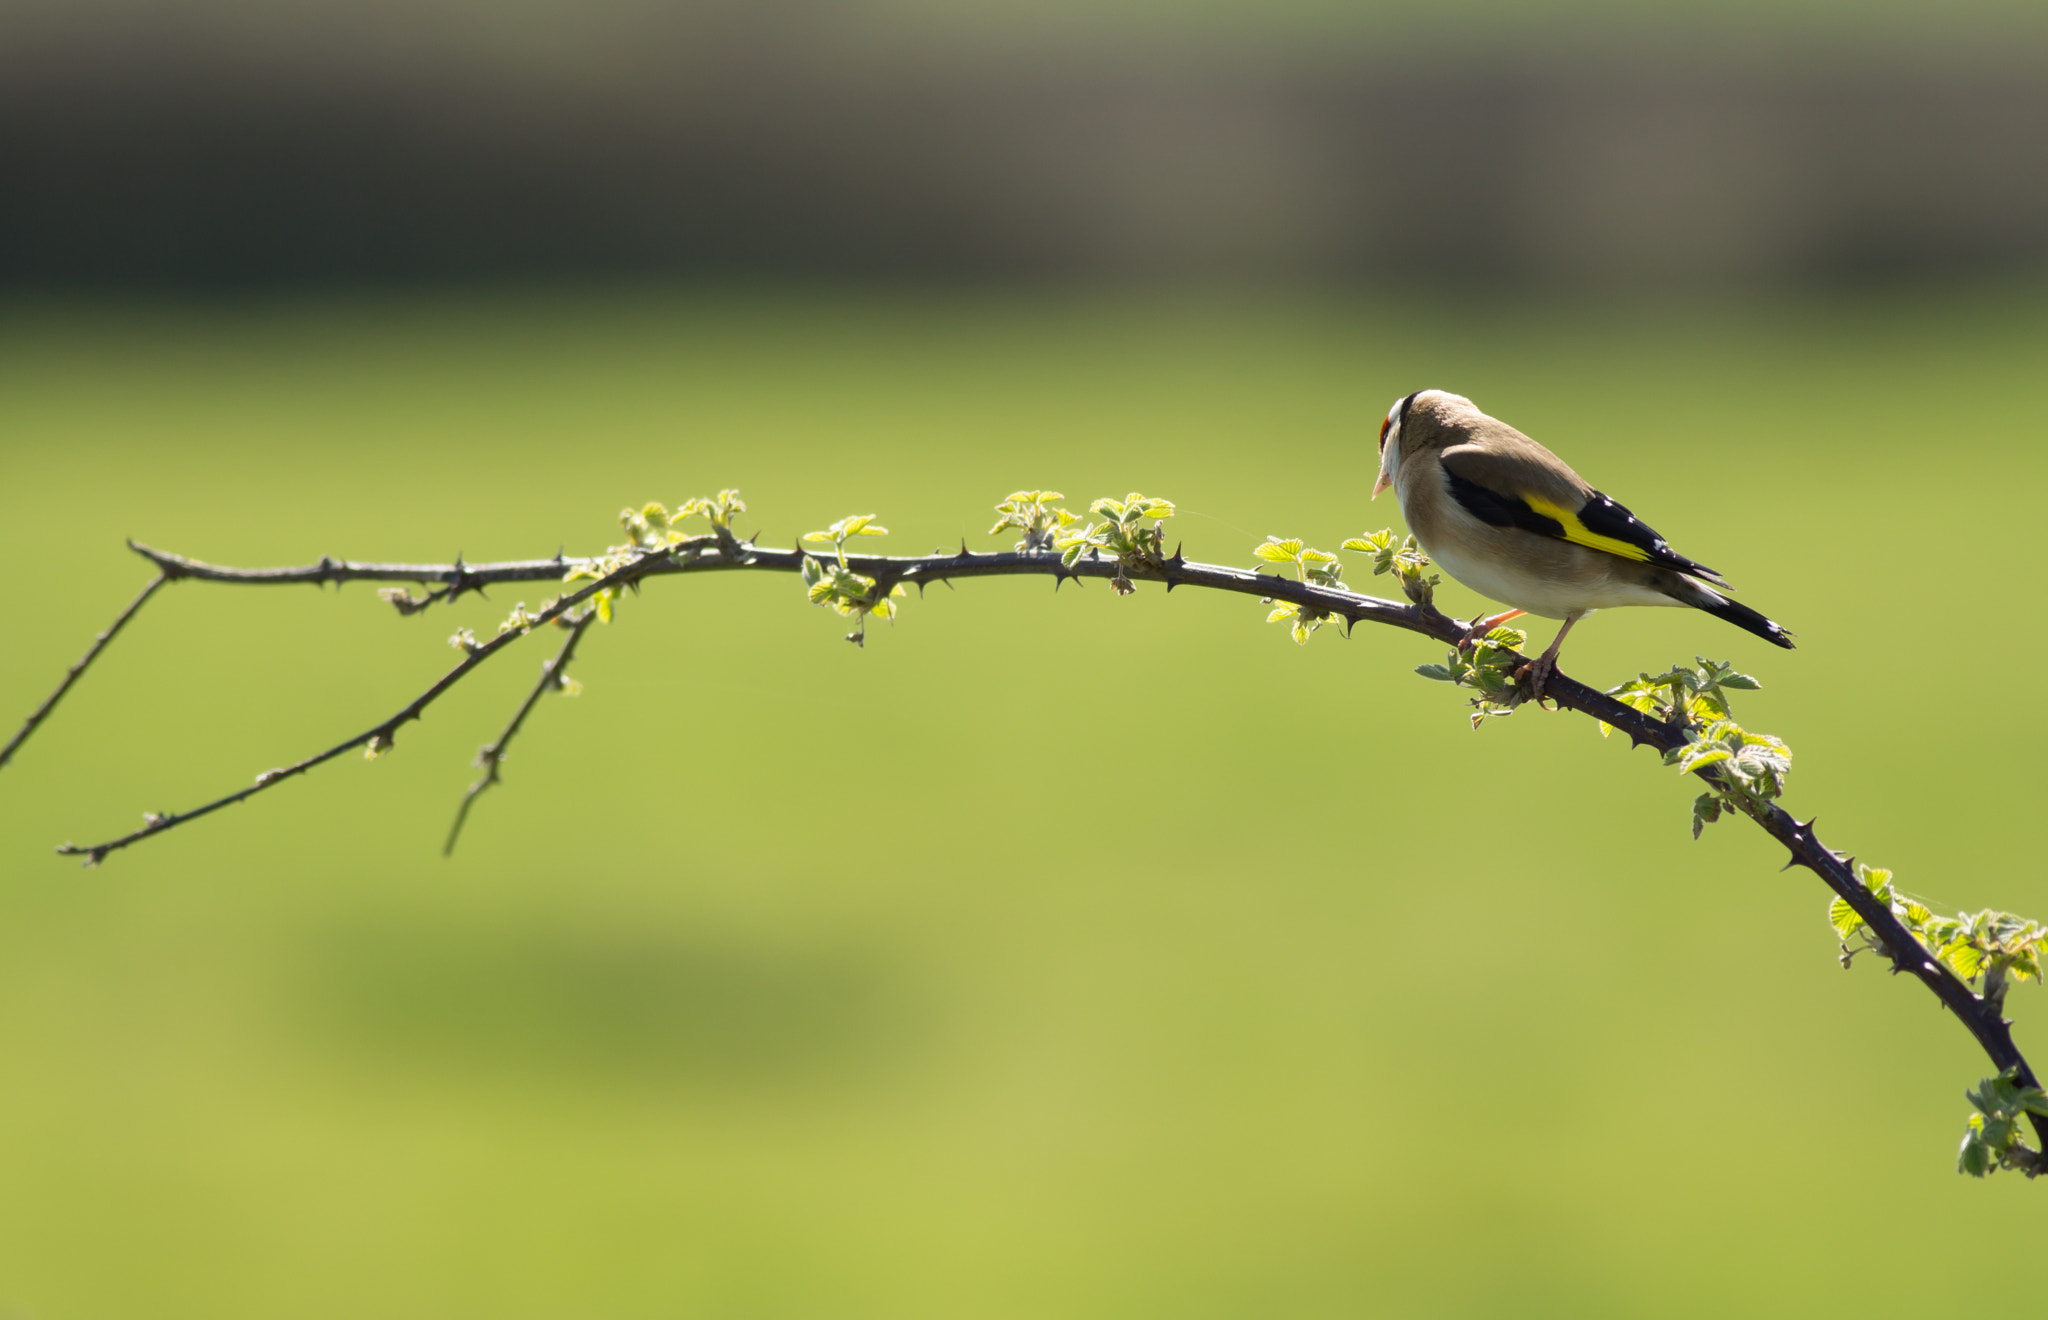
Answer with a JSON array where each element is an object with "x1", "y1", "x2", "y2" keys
[{"x1": 13, "y1": 529, "x2": 2047, "y2": 1166}]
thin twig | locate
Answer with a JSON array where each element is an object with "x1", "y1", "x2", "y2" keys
[
  {"x1": 54, "y1": 545, "x2": 670, "y2": 867},
  {"x1": 37, "y1": 536, "x2": 2048, "y2": 1154},
  {"x1": 1, "y1": 572, "x2": 172, "y2": 773},
  {"x1": 443, "y1": 612, "x2": 596, "y2": 857}
]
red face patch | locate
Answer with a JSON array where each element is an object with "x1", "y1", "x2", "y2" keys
[{"x1": 1380, "y1": 395, "x2": 1410, "y2": 455}]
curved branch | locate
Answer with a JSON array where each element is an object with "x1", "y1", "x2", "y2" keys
[
  {"x1": 33, "y1": 536, "x2": 2048, "y2": 1156},
  {"x1": 122, "y1": 537, "x2": 1427, "y2": 630}
]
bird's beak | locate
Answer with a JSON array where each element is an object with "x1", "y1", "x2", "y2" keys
[{"x1": 1371, "y1": 471, "x2": 1392, "y2": 500}]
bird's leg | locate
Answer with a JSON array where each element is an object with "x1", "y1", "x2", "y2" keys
[
  {"x1": 1520, "y1": 612, "x2": 1584, "y2": 702},
  {"x1": 1456, "y1": 608, "x2": 1527, "y2": 651}
]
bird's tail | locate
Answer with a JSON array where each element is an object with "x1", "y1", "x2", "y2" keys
[{"x1": 1680, "y1": 582, "x2": 1796, "y2": 650}]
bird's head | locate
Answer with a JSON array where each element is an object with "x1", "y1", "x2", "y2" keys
[{"x1": 1373, "y1": 389, "x2": 1472, "y2": 499}]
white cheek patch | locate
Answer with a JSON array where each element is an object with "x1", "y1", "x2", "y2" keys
[{"x1": 1379, "y1": 398, "x2": 1408, "y2": 482}]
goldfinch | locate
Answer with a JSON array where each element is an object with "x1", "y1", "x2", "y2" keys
[{"x1": 1373, "y1": 389, "x2": 1793, "y2": 697}]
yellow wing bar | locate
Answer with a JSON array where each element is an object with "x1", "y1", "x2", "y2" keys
[{"x1": 1521, "y1": 493, "x2": 1652, "y2": 563}]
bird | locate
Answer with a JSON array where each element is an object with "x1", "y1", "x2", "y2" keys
[{"x1": 1372, "y1": 389, "x2": 1793, "y2": 698}]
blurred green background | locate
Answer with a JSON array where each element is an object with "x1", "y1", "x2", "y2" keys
[
  {"x1": 3, "y1": 287, "x2": 2045, "y2": 1315},
  {"x1": 7, "y1": 0, "x2": 2048, "y2": 1312}
]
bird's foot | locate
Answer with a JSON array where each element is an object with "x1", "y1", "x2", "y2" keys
[{"x1": 1516, "y1": 653, "x2": 1558, "y2": 705}]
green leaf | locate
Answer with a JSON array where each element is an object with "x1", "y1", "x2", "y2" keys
[
  {"x1": 1415, "y1": 664, "x2": 1455, "y2": 681},
  {"x1": 1254, "y1": 540, "x2": 1299, "y2": 563},
  {"x1": 1472, "y1": 669, "x2": 1514, "y2": 698},
  {"x1": 1829, "y1": 896, "x2": 1864, "y2": 938},
  {"x1": 1735, "y1": 745, "x2": 1790, "y2": 775},
  {"x1": 1958, "y1": 1127, "x2": 1991, "y2": 1177}
]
